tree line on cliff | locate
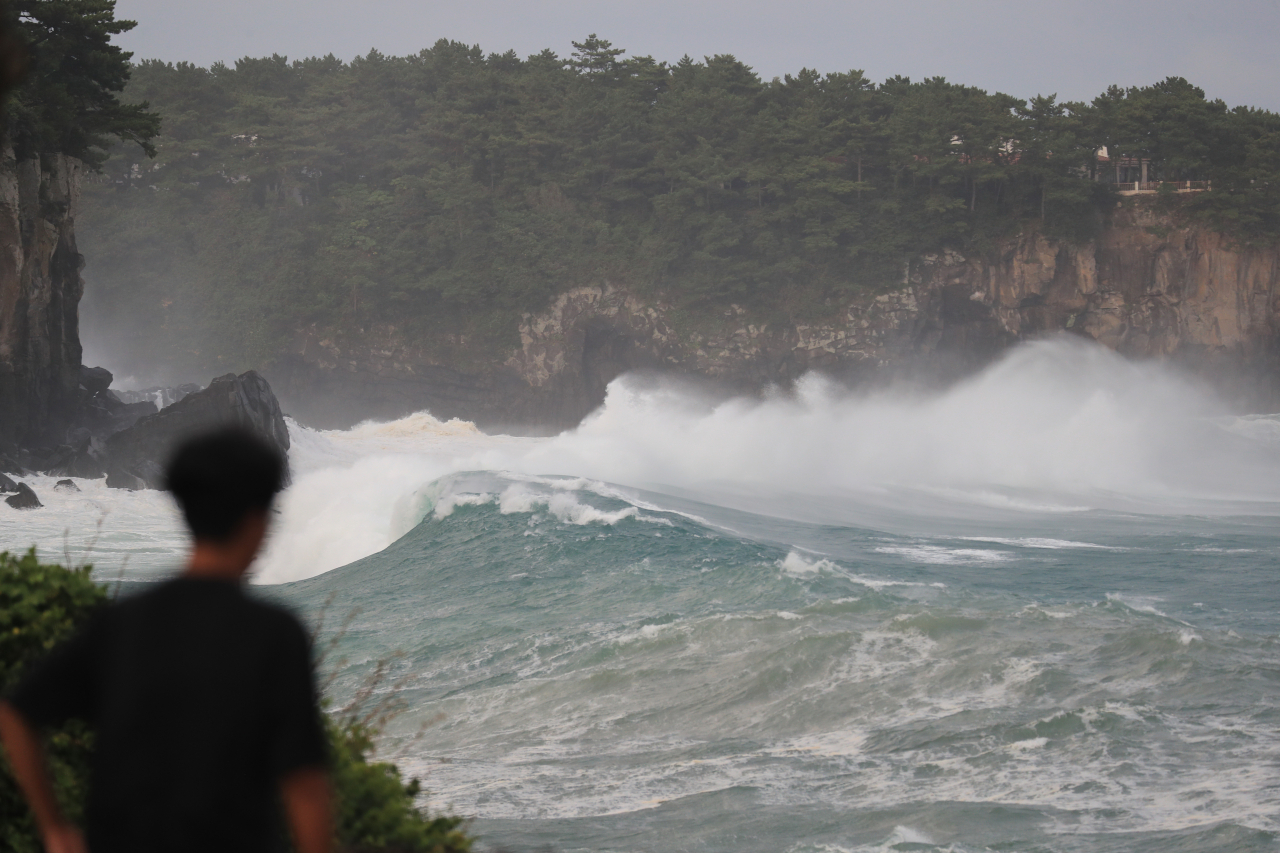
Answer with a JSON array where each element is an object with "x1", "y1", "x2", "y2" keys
[{"x1": 68, "y1": 36, "x2": 1280, "y2": 379}]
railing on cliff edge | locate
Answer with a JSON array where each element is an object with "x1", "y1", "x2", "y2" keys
[{"x1": 1115, "y1": 180, "x2": 1210, "y2": 195}]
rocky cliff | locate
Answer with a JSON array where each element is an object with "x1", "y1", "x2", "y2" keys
[
  {"x1": 267, "y1": 199, "x2": 1280, "y2": 431},
  {"x1": 0, "y1": 151, "x2": 294, "y2": 489},
  {"x1": 0, "y1": 148, "x2": 85, "y2": 450}
]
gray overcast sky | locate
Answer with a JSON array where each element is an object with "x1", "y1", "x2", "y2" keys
[{"x1": 113, "y1": 0, "x2": 1280, "y2": 110}]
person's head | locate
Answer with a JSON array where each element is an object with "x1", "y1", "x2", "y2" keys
[{"x1": 164, "y1": 427, "x2": 286, "y2": 549}]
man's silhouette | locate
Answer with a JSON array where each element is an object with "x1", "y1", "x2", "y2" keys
[{"x1": 0, "y1": 427, "x2": 331, "y2": 853}]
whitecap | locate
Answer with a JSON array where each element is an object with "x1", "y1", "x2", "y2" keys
[
  {"x1": 962, "y1": 536, "x2": 1125, "y2": 550},
  {"x1": 875, "y1": 545, "x2": 1015, "y2": 565}
]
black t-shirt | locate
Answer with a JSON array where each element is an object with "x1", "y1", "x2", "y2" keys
[{"x1": 7, "y1": 576, "x2": 327, "y2": 853}]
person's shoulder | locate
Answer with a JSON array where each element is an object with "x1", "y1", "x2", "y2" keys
[
  {"x1": 107, "y1": 576, "x2": 185, "y2": 615},
  {"x1": 110, "y1": 576, "x2": 226, "y2": 611},
  {"x1": 114, "y1": 579, "x2": 301, "y2": 632},
  {"x1": 242, "y1": 592, "x2": 311, "y2": 643}
]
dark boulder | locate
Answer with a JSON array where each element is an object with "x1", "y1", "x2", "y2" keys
[
  {"x1": 36, "y1": 443, "x2": 75, "y2": 472},
  {"x1": 79, "y1": 390, "x2": 158, "y2": 440},
  {"x1": 64, "y1": 427, "x2": 107, "y2": 476},
  {"x1": 5, "y1": 482, "x2": 42, "y2": 509},
  {"x1": 39, "y1": 439, "x2": 107, "y2": 479},
  {"x1": 67, "y1": 426, "x2": 92, "y2": 452},
  {"x1": 79, "y1": 365, "x2": 114, "y2": 395},
  {"x1": 12, "y1": 447, "x2": 46, "y2": 472},
  {"x1": 105, "y1": 370, "x2": 291, "y2": 490},
  {"x1": 109, "y1": 400, "x2": 160, "y2": 434},
  {"x1": 0, "y1": 453, "x2": 22, "y2": 476},
  {"x1": 0, "y1": 472, "x2": 17, "y2": 492},
  {"x1": 105, "y1": 465, "x2": 147, "y2": 491},
  {"x1": 54, "y1": 479, "x2": 80, "y2": 492}
]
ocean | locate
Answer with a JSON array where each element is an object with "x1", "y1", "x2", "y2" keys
[{"x1": 4, "y1": 337, "x2": 1279, "y2": 852}]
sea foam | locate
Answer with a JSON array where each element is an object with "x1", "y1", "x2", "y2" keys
[{"x1": 8, "y1": 337, "x2": 1280, "y2": 585}]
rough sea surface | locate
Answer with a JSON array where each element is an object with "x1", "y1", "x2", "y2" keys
[{"x1": 4, "y1": 338, "x2": 1279, "y2": 853}]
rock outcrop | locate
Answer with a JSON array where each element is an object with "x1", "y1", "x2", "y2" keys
[
  {"x1": 113, "y1": 383, "x2": 202, "y2": 409},
  {"x1": 0, "y1": 150, "x2": 165, "y2": 475},
  {"x1": 76, "y1": 365, "x2": 159, "y2": 442},
  {"x1": 105, "y1": 370, "x2": 290, "y2": 489},
  {"x1": 267, "y1": 199, "x2": 1280, "y2": 429},
  {"x1": 5, "y1": 482, "x2": 41, "y2": 509},
  {"x1": 0, "y1": 148, "x2": 86, "y2": 451},
  {"x1": 0, "y1": 148, "x2": 294, "y2": 478}
]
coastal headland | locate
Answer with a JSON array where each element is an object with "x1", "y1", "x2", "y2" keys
[{"x1": 267, "y1": 198, "x2": 1280, "y2": 429}]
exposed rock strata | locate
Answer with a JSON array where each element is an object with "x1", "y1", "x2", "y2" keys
[
  {"x1": 0, "y1": 148, "x2": 86, "y2": 450},
  {"x1": 269, "y1": 200, "x2": 1280, "y2": 430}
]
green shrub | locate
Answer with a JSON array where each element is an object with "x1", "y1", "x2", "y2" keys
[
  {"x1": 329, "y1": 716, "x2": 470, "y2": 853},
  {"x1": 0, "y1": 551, "x2": 470, "y2": 853},
  {"x1": 0, "y1": 549, "x2": 105, "y2": 853}
]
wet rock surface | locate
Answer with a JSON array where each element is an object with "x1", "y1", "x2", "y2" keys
[
  {"x1": 104, "y1": 466, "x2": 146, "y2": 491},
  {"x1": 5, "y1": 482, "x2": 41, "y2": 509},
  {"x1": 0, "y1": 151, "x2": 86, "y2": 452},
  {"x1": 105, "y1": 370, "x2": 291, "y2": 490},
  {"x1": 79, "y1": 365, "x2": 113, "y2": 395}
]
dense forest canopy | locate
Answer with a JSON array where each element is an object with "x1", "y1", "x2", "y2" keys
[{"x1": 77, "y1": 37, "x2": 1280, "y2": 379}]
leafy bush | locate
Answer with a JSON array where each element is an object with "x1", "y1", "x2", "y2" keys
[
  {"x1": 0, "y1": 550, "x2": 107, "y2": 692},
  {"x1": 329, "y1": 716, "x2": 470, "y2": 853},
  {"x1": 0, "y1": 551, "x2": 470, "y2": 853},
  {"x1": 0, "y1": 549, "x2": 105, "y2": 853}
]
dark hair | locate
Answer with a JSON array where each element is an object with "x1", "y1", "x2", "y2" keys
[{"x1": 164, "y1": 427, "x2": 286, "y2": 542}]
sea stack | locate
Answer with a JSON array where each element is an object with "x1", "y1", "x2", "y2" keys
[{"x1": 104, "y1": 370, "x2": 291, "y2": 490}]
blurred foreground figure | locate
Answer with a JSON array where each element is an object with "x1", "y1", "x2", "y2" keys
[{"x1": 0, "y1": 428, "x2": 331, "y2": 853}]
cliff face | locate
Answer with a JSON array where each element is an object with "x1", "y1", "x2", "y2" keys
[
  {"x1": 269, "y1": 199, "x2": 1280, "y2": 430},
  {"x1": 0, "y1": 149, "x2": 84, "y2": 450}
]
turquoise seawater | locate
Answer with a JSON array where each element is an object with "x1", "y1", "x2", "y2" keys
[
  {"x1": 279, "y1": 469, "x2": 1280, "y2": 853},
  {"x1": 6, "y1": 338, "x2": 1280, "y2": 852}
]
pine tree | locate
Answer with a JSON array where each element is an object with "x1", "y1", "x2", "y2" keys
[{"x1": 4, "y1": 0, "x2": 159, "y2": 167}]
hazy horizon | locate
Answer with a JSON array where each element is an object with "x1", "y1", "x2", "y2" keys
[{"x1": 114, "y1": 0, "x2": 1280, "y2": 111}]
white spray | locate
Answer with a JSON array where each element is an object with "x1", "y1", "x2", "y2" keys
[{"x1": 5, "y1": 338, "x2": 1278, "y2": 585}]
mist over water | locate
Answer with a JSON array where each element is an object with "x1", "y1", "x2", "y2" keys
[
  {"x1": 259, "y1": 339, "x2": 1280, "y2": 852},
  {"x1": 253, "y1": 337, "x2": 1280, "y2": 584},
  {"x1": 523, "y1": 336, "x2": 1278, "y2": 501},
  {"x1": 5, "y1": 338, "x2": 1280, "y2": 852}
]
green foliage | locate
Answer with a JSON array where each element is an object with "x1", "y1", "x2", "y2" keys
[
  {"x1": 328, "y1": 716, "x2": 470, "y2": 853},
  {"x1": 1091, "y1": 77, "x2": 1280, "y2": 241},
  {"x1": 3, "y1": 0, "x2": 160, "y2": 167},
  {"x1": 1187, "y1": 105, "x2": 1280, "y2": 240},
  {"x1": 0, "y1": 550, "x2": 105, "y2": 691},
  {"x1": 76, "y1": 46, "x2": 1280, "y2": 380},
  {"x1": 0, "y1": 549, "x2": 105, "y2": 853},
  {"x1": 0, "y1": 553, "x2": 470, "y2": 853}
]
